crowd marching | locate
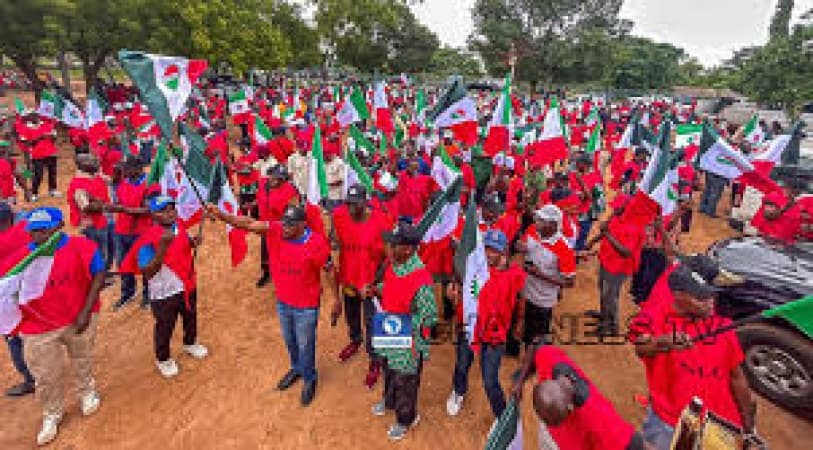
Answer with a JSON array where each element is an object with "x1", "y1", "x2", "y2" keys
[{"x1": 0, "y1": 52, "x2": 810, "y2": 449}]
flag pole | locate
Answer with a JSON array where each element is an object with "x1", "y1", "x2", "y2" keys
[{"x1": 689, "y1": 313, "x2": 764, "y2": 343}]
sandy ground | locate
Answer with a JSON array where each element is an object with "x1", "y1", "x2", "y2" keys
[{"x1": 1, "y1": 90, "x2": 812, "y2": 450}]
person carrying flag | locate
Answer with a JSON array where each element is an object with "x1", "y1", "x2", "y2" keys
[
  {"x1": 3, "y1": 207, "x2": 106, "y2": 446},
  {"x1": 445, "y1": 229, "x2": 526, "y2": 420},
  {"x1": 16, "y1": 112, "x2": 60, "y2": 201},
  {"x1": 207, "y1": 203, "x2": 334, "y2": 406},
  {"x1": 254, "y1": 164, "x2": 299, "y2": 287},
  {"x1": 67, "y1": 154, "x2": 113, "y2": 271},
  {"x1": 119, "y1": 195, "x2": 208, "y2": 378},
  {"x1": 0, "y1": 140, "x2": 30, "y2": 204},
  {"x1": 370, "y1": 221, "x2": 438, "y2": 441}
]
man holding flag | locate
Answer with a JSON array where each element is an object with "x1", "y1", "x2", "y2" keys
[{"x1": 2, "y1": 207, "x2": 106, "y2": 446}]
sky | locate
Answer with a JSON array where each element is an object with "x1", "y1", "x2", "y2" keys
[{"x1": 411, "y1": 0, "x2": 813, "y2": 67}]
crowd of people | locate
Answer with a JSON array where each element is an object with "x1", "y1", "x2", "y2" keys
[{"x1": 1, "y1": 74, "x2": 808, "y2": 448}]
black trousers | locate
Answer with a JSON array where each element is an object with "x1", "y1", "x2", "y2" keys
[
  {"x1": 32, "y1": 156, "x2": 57, "y2": 195},
  {"x1": 260, "y1": 234, "x2": 269, "y2": 275},
  {"x1": 523, "y1": 302, "x2": 552, "y2": 345},
  {"x1": 150, "y1": 291, "x2": 197, "y2": 362},
  {"x1": 344, "y1": 291, "x2": 377, "y2": 358},
  {"x1": 383, "y1": 358, "x2": 423, "y2": 426}
]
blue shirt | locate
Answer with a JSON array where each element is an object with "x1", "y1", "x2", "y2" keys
[
  {"x1": 28, "y1": 233, "x2": 105, "y2": 276},
  {"x1": 397, "y1": 158, "x2": 430, "y2": 175}
]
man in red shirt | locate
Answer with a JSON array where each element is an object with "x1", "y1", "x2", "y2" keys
[
  {"x1": 511, "y1": 345, "x2": 646, "y2": 450},
  {"x1": 330, "y1": 185, "x2": 390, "y2": 388},
  {"x1": 0, "y1": 202, "x2": 35, "y2": 397},
  {"x1": 17, "y1": 113, "x2": 60, "y2": 201},
  {"x1": 208, "y1": 203, "x2": 335, "y2": 406},
  {"x1": 67, "y1": 154, "x2": 112, "y2": 271},
  {"x1": 0, "y1": 141, "x2": 30, "y2": 204},
  {"x1": 445, "y1": 230, "x2": 526, "y2": 420},
  {"x1": 587, "y1": 195, "x2": 644, "y2": 336},
  {"x1": 750, "y1": 190, "x2": 801, "y2": 244},
  {"x1": 630, "y1": 265, "x2": 756, "y2": 449},
  {"x1": 255, "y1": 164, "x2": 299, "y2": 287},
  {"x1": 5, "y1": 207, "x2": 106, "y2": 445},
  {"x1": 396, "y1": 156, "x2": 437, "y2": 220}
]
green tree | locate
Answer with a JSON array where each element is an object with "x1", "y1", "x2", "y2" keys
[
  {"x1": 0, "y1": 0, "x2": 68, "y2": 98},
  {"x1": 469, "y1": 0, "x2": 625, "y2": 87},
  {"x1": 383, "y1": 3, "x2": 439, "y2": 73},
  {"x1": 272, "y1": 2, "x2": 321, "y2": 68},
  {"x1": 605, "y1": 36, "x2": 685, "y2": 90},
  {"x1": 769, "y1": 0, "x2": 794, "y2": 40},
  {"x1": 428, "y1": 47, "x2": 483, "y2": 77}
]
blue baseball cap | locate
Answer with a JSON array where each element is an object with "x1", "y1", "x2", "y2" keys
[
  {"x1": 25, "y1": 207, "x2": 63, "y2": 231},
  {"x1": 483, "y1": 229, "x2": 508, "y2": 252},
  {"x1": 149, "y1": 195, "x2": 175, "y2": 213}
]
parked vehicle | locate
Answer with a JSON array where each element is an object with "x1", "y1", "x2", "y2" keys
[{"x1": 707, "y1": 236, "x2": 813, "y2": 417}]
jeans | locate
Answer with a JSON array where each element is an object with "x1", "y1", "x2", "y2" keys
[
  {"x1": 451, "y1": 333, "x2": 507, "y2": 418},
  {"x1": 151, "y1": 291, "x2": 197, "y2": 361},
  {"x1": 574, "y1": 217, "x2": 594, "y2": 251},
  {"x1": 32, "y1": 156, "x2": 57, "y2": 195},
  {"x1": 699, "y1": 172, "x2": 727, "y2": 216},
  {"x1": 5, "y1": 335, "x2": 34, "y2": 384},
  {"x1": 344, "y1": 291, "x2": 377, "y2": 359},
  {"x1": 82, "y1": 226, "x2": 112, "y2": 270},
  {"x1": 641, "y1": 407, "x2": 675, "y2": 450},
  {"x1": 117, "y1": 234, "x2": 148, "y2": 301},
  {"x1": 598, "y1": 266, "x2": 628, "y2": 336},
  {"x1": 277, "y1": 301, "x2": 318, "y2": 383}
]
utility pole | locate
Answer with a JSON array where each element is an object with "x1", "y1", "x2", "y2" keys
[{"x1": 508, "y1": 42, "x2": 517, "y2": 81}]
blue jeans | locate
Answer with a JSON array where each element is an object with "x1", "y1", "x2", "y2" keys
[
  {"x1": 277, "y1": 301, "x2": 319, "y2": 383},
  {"x1": 82, "y1": 226, "x2": 112, "y2": 270},
  {"x1": 642, "y1": 407, "x2": 675, "y2": 450},
  {"x1": 4, "y1": 335, "x2": 34, "y2": 384},
  {"x1": 117, "y1": 234, "x2": 148, "y2": 301},
  {"x1": 451, "y1": 332, "x2": 506, "y2": 418},
  {"x1": 575, "y1": 217, "x2": 594, "y2": 251}
]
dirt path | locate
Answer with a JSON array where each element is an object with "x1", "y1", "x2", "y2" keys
[{"x1": 1, "y1": 91, "x2": 810, "y2": 450}]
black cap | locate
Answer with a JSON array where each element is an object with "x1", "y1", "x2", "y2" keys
[
  {"x1": 668, "y1": 265, "x2": 720, "y2": 299},
  {"x1": 383, "y1": 222, "x2": 421, "y2": 246},
  {"x1": 268, "y1": 164, "x2": 288, "y2": 179},
  {"x1": 281, "y1": 205, "x2": 306, "y2": 225},
  {"x1": 574, "y1": 152, "x2": 592, "y2": 165},
  {"x1": 634, "y1": 146, "x2": 650, "y2": 156},
  {"x1": 345, "y1": 184, "x2": 368, "y2": 204},
  {"x1": 122, "y1": 154, "x2": 144, "y2": 168}
]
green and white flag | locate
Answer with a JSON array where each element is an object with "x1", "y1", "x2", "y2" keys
[
  {"x1": 14, "y1": 97, "x2": 26, "y2": 115},
  {"x1": 254, "y1": 115, "x2": 273, "y2": 146},
  {"x1": 228, "y1": 89, "x2": 250, "y2": 116},
  {"x1": 306, "y1": 127, "x2": 328, "y2": 205},
  {"x1": 336, "y1": 88, "x2": 370, "y2": 127},
  {"x1": 675, "y1": 123, "x2": 702, "y2": 149},
  {"x1": 453, "y1": 190, "x2": 489, "y2": 343},
  {"x1": 697, "y1": 122, "x2": 754, "y2": 179},
  {"x1": 177, "y1": 123, "x2": 213, "y2": 223},
  {"x1": 414, "y1": 89, "x2": 426, "y2": 123},
  {"x1": 38, "y1": 90, "x2": 84, "y2": 128},
  {"x1": 118, "y1": 50, "x2": 208, "y2": 140},
  {"x1": 417, "y1": 176, "x2": 463, "y2": 243},
  {"x1": 584, "y1": 119, "x2": 601, "y2": 153},
  {"x1": 349, "y1": 125, "x2": 375, "y2": 155},
  {"x1": 344, "y1": 149, "x2": 374, "y2": 195},
  {"x1": 640, "y1": 121, "x2": 680, "y2": 216},
  {"x1": 431, "y1": 145, "x2": 461, "y2": 189},
  {"x1": 84, "y1": 87, "x2": 106, "y2": 130},
  {"x1": 146, "y1": 141, "x2": 180, "y2": 195},
  {"x1": 0, "y1": 231, "x2": 62, "y2": 334},
  {"x1": 743, "y1": 114, "x2": 766, "y2": 147}
]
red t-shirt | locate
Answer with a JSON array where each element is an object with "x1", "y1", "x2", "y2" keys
[
  {"x1": 333, "y1": 206, "x2": 389, "y2": 289},
  {"x1": 629, "y1": 301, "x2": 745, "y2": 427},
  {"x1": 0, "y1": 222, "x2": 29, "y2": 259},
  {"x1": 256, "y1": 180, "x2": 298, "y2": 221},
  {"x1": 598, "y1": 217, "x2": 644, "y2": 275},
  {"x1": 396, "y1": 172, "x2": 437, "y2": 220},
  {"x1": 535, "y1": 346, "x2": 636, "y2": 450},
  {"x1": 115, "y1": 177, "x2": 152, "y2": 235},
  {"x1": 459, "y1": 264, "x2": 526, "y2": 344},
  {"x1": 750, "y1": 195, "x2": 801, "y2": 244},
  {"x1": 569, "y1": 171, "x2": 601, "y2": 215},
  {"x1": 266, "y1": 223, "x2": 330, "y2": 308},
  {"x1": 0, "y1": 158, "x2": 15, "y2": 198}
]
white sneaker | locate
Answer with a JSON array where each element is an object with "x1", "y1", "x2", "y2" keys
[
  {"x1": 446, "y1": 391, "x2": 464, "y2": 416},
  {"x1": 157, "y1": 359, "x2": 179, "y2": 378},
  {"x1": 36, "y1": 413, "x2": 62, "y2": 446},
  {"x1": 183, "y1": 343, "x2": 208, "y2": 359},
  {"x1": 48, "y1": 190, "x2": 62, "y2": 198},
  {"x1": 29, "y1": 195, "x2": 38, "y2": 203},
  {"x1": 80, "y1": 391, "x2": 101, "y2": 416}
]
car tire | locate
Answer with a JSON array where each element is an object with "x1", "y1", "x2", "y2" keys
[{"x1": 738, "y1": 323, "x2": 813, "y2": 417}]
